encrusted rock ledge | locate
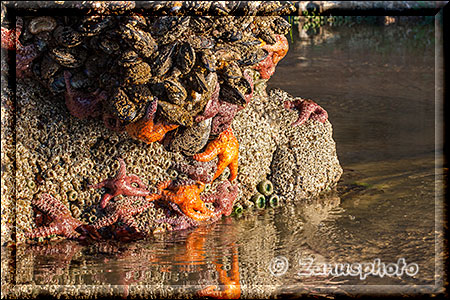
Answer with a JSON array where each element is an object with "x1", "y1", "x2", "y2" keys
[
  {"x1": 234, "y1": 81, "x2": 342, "y2": 205},
  {"x1": 2, "y1": 76, "x2": 342, "y2": 244}
]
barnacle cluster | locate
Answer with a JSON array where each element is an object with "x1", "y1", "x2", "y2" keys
[{"x1": 12, "y1": 78, "x2": 188, "y2": 242}]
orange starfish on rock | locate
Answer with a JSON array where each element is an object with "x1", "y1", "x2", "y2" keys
[
  {"x1": 125, "y1": 99, "x2": 179, "y2": 144},
  {"x1": 157, "y1": 180, "x2": 215, "y2": 222},
  {"x1": 193, "y1": 127, "x2": 239, "y2": 182}
]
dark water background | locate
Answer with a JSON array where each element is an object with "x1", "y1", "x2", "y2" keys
[{"x1": 9, "y1": 18, "x2": 441, "y2": 298}]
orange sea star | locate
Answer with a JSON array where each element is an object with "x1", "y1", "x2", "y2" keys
[
  {"x1": 125, "y1": 99, "x2": 179, "y2": 144},
  {"x1": 193, "y1": 127, "x2": 239, "y2": 182},
  {"x1": 157, "y1": 180, "x2": 215, "y2": 222}
]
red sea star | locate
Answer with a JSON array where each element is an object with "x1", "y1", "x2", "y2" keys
[
  {"x1": 93, "y1": 195, "x2": 160, "y2": 232},
  {"x1": 284, "y1": 98, "x2": 328, "y2": 126},
  {"x1": 193, "y1": 127, "x2": 239, "y2": 182},
  {"x1": 64, "y1": 70, "x2": 107, "y2": 119},
  {"x1": 89, "y1": 157, "x2": 153, "y2": 209},
  {"x1": 26, "y1": 193, "x2": 100, "y2": 240}
]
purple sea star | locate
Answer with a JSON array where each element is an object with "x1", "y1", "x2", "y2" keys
[
  {"x1": 283, "y1": 98, "x2": 328, "y2": 126},
  {"x1": 1, "y1": 17, "x2": 40, "y2": 78},
  {"x1": 201, "y1": 180, "x2": 239, "y2": 217},
  {"x1": 26, "y1": 193, "x2": 100, "y2": 240},
  {"x1": 89, "y1": 157, "x2": 153, "y2": 209},
  {"x1": 92, "y1": 194, "x2": 160, "y2": 232},
  {"x1": 196, "y1": 70, "x2": 254, "y2": 135},
  {"x1": 64, "y1": 70, "x2": 107, "y2": 119}
]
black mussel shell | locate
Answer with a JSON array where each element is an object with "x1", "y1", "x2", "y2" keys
[
  {"x1": 110, "y1": 87, "x2": 138, "y2": 122},
  {"x1": 257, "y1": 29, "x2": 277, "y2": 44},
  {"x1": 40, "y1": 54, "x2": 61, "y2": 80},
  {"x1": 200, "y1": 49, "x2": 216, "y2": 72},
  {"x1": 53, "y1": 26, "x2": 83, "y2": 48},
  {"x1": 272, "y1": 16, "x2": 291, "y2": 35},
  {"x1": 176, "y1": 42, "x2": 196, "y2": 75},
  {"x1": 49, "y1": 47, "x2": 87, "y2": 68},
  {"x1": 221, "y1": 30, "x2": 243, "y2": 42},
  {"x1": 219, "y1": 82, "x2": 246, "y2": 106},
  {"x1": 77, "y1": 15, "x2": 114, "y2": 36},
  {"x1": 187, "y1": 71, "x2": 208, "y2": 94},
  {"x1": 152, "y1": 43, "x2": 176, "y2": 77},
  {"x1": 164, "y1": 78, "x2": 187, "y2": 105},
  {"x1": 219, "y1": 61, "x2": 242, "y2": 80},
  {"x1": 238, "y1": 48, "x2": 269, "y2": 66},
  {"x1": 48, "y1": 72, "x2": 66, "y2": 94}
]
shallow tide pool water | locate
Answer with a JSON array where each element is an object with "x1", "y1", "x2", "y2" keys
[{"x1": 5, "y1": 19, "x2": 443, "y2": 298}]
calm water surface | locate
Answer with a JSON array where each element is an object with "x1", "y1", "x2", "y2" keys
[{"x1": 10, "y1": 21, "x2": 441, "y2": 298}]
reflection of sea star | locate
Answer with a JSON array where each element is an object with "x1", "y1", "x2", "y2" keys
[
  {"x1": 197, "y1": 244, "x2": 241, "y2": 299},
  {"x1": 193, "y1": 127, "x2": 239, "y2": 182},
  {"x1": 284, "y1": 98, "x2": 328, "y2": 126},
  {"x1": 93, "y1": 195, "x2": 160, "y2": 232},
  {"x1": 89, "y1": 157, "x2": 152, "y2": 209},
  {"x1": 125, "y1": 99, "x2": 179, "y2": 144},
  {"x1": 157, "y1": 180, "x2": 215, "y2": 222},
  {"x1": 26, "y1": 193, "x2": 99, "y2": 240}
]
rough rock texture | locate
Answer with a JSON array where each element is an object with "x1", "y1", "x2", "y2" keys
[
  {"x1": 2, "y1": 73, "x2": 342, "y2": 244},
  {"x1": 266, "y1": 88, "x2": 343, "y2": 202},
  {"x1": 233, "y1": 78, "x2": 342, "y2": 205}
]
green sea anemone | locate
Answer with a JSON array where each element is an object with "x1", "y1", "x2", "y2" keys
[
  {"x1": 251, "y1": 193, "x2": 266, "y2": 210},
  {"x1": 268, "y1": 194, "x2": 280, "y2": 208},
  {"x1": 257, "y1": 179, "x2": 273, "y2": 196}
]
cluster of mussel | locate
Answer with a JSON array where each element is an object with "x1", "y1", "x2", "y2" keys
[{"x1": 17, "y1": 6, "x2": 292, "y2": 153}]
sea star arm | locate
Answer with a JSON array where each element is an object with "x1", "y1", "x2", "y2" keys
[
  {"x1": 227, "y1": 159, "x2": 238, "y2": 182},
  {"x1": 26, "y1": 224, "x2": 72, "y2": 240},
  {"x1": 93, "y1": 214, "x2": 118, "y2": 230},
  {"x1": 284, "y1": 99, "x2": 328, "y2": 127},
  {"x1": 193, "y1": 139, "x2": 222, "y2": 162},
  {"x1": 194, "y1": 128, "x2": 239, "y2": 182},
  {"x1": 33, "y1": 193, "x2": 71, "y2": 219}
]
